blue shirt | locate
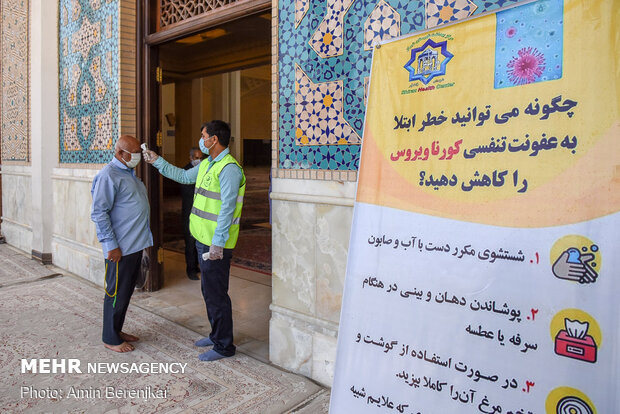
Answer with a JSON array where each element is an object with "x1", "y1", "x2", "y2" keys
[
  {"x1": 91, "y1": 158, "x2": 153, "y2": 257},
  {"x1": 153, "y1": 148, "x2": 243, "y2": 247}
]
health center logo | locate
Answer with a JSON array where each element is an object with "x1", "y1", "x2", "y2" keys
[{"x1": 404, "y1": 38, "x2": 454, "y2": 85}]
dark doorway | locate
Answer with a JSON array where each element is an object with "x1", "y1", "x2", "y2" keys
[{"x1": 135, "y1": 9, "x2": 273, "y2": 360}]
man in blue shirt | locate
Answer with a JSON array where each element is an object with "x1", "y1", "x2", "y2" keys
[
  {"x1": 91, "y1": 135, "x2": 153, "y2": 353},
  {"x1": 143, "y1": 120, "x2": 245, "y2": 361}
]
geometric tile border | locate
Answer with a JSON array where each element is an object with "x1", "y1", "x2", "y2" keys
[{"x1": 364, "y1": 0, "x2": 401, "y2": 51}]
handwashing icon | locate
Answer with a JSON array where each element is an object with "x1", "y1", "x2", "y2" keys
[{"x1": 552, "y1": 246, "x2": 598, "y2": 284}]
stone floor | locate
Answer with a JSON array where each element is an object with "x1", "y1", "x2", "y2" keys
[
  {"x1": 0, "y1": 243, "x2": 330, "y2": 413},
  {"x1": 133, "y1": 249, "x2": 273, "y2": 363}
]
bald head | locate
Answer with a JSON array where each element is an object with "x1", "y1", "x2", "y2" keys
[
  {"x1": 115, "y1": 135, "x2": 141, "y2": 154},
  {"x1": 114, "y1": 135, "x2": 142, "y2": 166}
]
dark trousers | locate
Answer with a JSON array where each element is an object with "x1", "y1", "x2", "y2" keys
[
  {"x1": 102, "y1": 251, "x2": 142, "y2": 345},
  {"x1": 184, "y1": 225, "x2": 200, "y2": 276},
  {"x1": 182, "y1": 186, "x2": 199, "y2": 276},
  {"x1": 196, "y1": 240, "x2": 236, "y2": 356}
]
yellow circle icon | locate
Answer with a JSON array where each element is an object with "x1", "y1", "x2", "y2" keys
[
  {"x1": 549, "y1": 309, "x2": 602, "y2": 347},
  {"x1": 550, "y1": 235, "x2": 601, "y2": 284},
  {"x1": 546, "y1": 387, "x2": 596, "y2": 414}
]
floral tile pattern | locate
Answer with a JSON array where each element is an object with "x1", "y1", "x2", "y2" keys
[
  {"x1": 59, "y1": 0, "x2": 119, "y2": 164},
  {"x1": 1, "y1": 0, "x2": 29, "y2": 162}
]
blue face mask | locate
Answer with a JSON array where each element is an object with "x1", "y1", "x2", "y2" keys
[
  {"x1": 199, "y1": 136, "x2": 216, "y2": 155},
  {"x1": 199, "y1": 136, "x2": 209, "y2": 154}
]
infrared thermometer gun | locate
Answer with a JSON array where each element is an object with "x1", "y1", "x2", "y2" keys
[{"x1": 141, "y1": 143, "x2": 151, "y2": 162}]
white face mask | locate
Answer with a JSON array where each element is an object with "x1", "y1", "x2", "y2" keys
[
  {"x1": 122, "y1": 149, "x2": 141, "y2": 168},
  {"x1": 191, "y1": 159, "x2": 201, "y2": 167}
]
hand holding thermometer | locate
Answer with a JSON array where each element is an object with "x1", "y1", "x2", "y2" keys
[{"x1": 141, "y1": 143, "x2": 151, "y2": 162}]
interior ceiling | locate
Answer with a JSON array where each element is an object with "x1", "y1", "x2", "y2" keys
[{"x1": 160, "y1": 13, "x2": 271, "y2": 81}]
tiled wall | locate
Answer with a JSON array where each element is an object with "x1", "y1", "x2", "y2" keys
[
  {"x1": 275, "y1": 0, "x2": 524, "y2": 179},
  {"x1": 1, "y1": 0, "x2": 30, "y2": 162},
  {"x1": 59, "y1": 0, "x2": 119, "y2": 164}
]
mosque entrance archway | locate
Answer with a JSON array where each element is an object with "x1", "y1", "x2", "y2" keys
[
  {"x1": 137, "y1": 3, "x2": 273, "y2": 359},
  {"x1": 138, "y1": 0, "x2": 272, "y2": 291}
]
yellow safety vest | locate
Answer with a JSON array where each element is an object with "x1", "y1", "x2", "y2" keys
[{"x1": 189, "y1": 153, "x2": 245, "y2": 248}]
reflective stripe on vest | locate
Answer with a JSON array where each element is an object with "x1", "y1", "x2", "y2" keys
[
  {"x1": 194, "y1": 187, "x2": 244, "y2": 204},
  {"x1": 189, "y1": 153, "x2": 245, "y2": 248},
  {"x1": 190, "y1": 206, "x2": 241, "y2": 225}
]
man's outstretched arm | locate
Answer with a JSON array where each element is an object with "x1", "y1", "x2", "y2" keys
[{"x1": 143, "y1": 149, "x2": 200, "y2": 185}]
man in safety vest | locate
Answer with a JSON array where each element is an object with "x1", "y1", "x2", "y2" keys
[{"x1": 143, "y1": 120, "x2": 245, "y2": 361}]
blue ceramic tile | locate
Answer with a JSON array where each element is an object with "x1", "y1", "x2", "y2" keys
[
  {"x1": 278, "y1": 0, "x2": 425, "y2": 170},
  {"x1": 59, "y1": 0, "x2": 119, "y2": 164}
]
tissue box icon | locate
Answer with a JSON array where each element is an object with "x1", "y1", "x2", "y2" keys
[{"x1": 554, "y1": 318, "x2": 597, "y2": 363}]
